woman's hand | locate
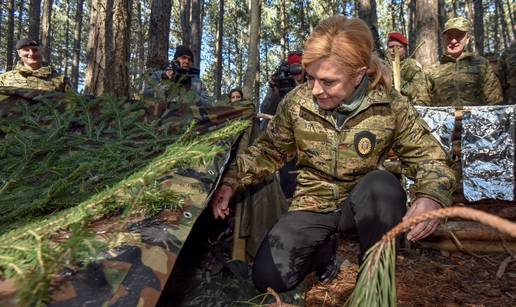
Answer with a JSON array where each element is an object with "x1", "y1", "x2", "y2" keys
[
  {"x1": 210, "y1": 185, "x2": 234, "y2": 219},
  {"x1": 403, "y1": 197, "x2": 442, "y2": 241}
]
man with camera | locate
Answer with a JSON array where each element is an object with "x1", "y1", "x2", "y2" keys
[{"x1": 145, "y1": 45, "x2": 209, "y2": 106}]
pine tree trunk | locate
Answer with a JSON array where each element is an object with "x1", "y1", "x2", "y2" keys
[
  {"x1": 497, "y1": 0, "x2": 510, "y2": 49},
  {"x1": 28, "y1": 0, "x2": 41, "y2": 40},
  {"x1": 181, "y1": 0, "x2": 191, "y2": 47},
  {"x1": 399, "y1": 0, "x2": 407, "y2": 36},
  {"x1": 136, "y1": 0, "x2": 145, "y2": 92},
  {"x1": 16, "y1": 0, "x2": 25, "y2": 40},
  {"x1": 298, "y1": 0, "x2": 307, "y2": 41},
  {"x1": 190, "y1": 0, "x2": 201, "y2": 66},
  {"x1": 494, "y1": 0, "x2": 500, "y2": 54},
  {"x1": 280, "y1": 0, "x2": 286, "y2": 60},
  {"x1": 358, "y1": 0, "x2": 381, "y2": 54},
  {"x1": 84, "y1": 0, "x2": 114, "y2": 95},
  {"x1": 437, "y1": 0, "x2": 446, "y2": 58},
  {"x1": 40, "y1": 0, "x2": 53, "y2": 64},
  {"x1": 112, "y1": 0, "x2": 131, "y2": 97},
  {"x1": 146, "y1": 0, "x2": 172, "y2": 69},
  {"x1": 6, "y1": 0, "x2": 15, "y2": 70},
  {"x1": 408, "y1": 0, "x2": 416, "y2": 54},
  {"x1": 473, "y1": 0, "x2": 484, "y2": 56},
  {"x1": 71, "y1": 0, "x2": 84, "y2": 91},
  {"x1": 506, "y1": 0, "x2": 515, "y2": 39},
  {"x1": 63, "y1": 1, "x2": 70, "y2": 77},
  {"x1": 0, "y1": 0, "x2": 4, "y2": 67},
  {"x1": 214, "y1": 0, "x2": 224, "y2": 98},
  {"x1": 414, "y1": 0, "x2": 438, "y2": 68},
  {"x1": 243, "y1": 0, "x2": 261, "y2": 101}
]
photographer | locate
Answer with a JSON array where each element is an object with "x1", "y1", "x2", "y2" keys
[
  {"x1": 260, "y1": 51, "x2": 307, "y2": 199},
  {"x1": 261, "y1": 51, "x2": 306, "y2": 117}
]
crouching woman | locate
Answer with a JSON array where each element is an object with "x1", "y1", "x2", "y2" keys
[{"x1": 210, "y1": 16, "x2": 456, "y2": 292}]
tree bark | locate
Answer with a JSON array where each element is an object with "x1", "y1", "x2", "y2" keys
[
  {"x1": 84, "y1": 0, "x2": 114, "y2": 95},
  {"x1": 0, "y1": 0, "x2": 4, "y2": 67},
  {"x1": 136, "y1": 0, "x2": 145, "y2": 92},
  {"x1": 279, "y1": 0, "x2": 287, "y2": 60},
  {"x1": 357, "y1": 0, "x2": 381, "y2": 54},
  {"x1": 494, "y1": 0, "x2": 500, "y2": 54},
  {"x1": 473, "y1": 0, "x2": 484, "y2": 56},
  {"x1": 190, "y1": 0, "x2": 201, "y2": 66},
  {"x1": 28, "y1": 0, "x2": 41, "y2": 40},
  {"x1": 414, "y1": 0, "x2": 438, "y2": 68},
  {"x1": 71, "y1": 0, "x2": 84, "y2": 91},
  {"x1": 408, "y1": 0, "x2": 416, "y2": 55},
  {"x1": 146, "y1": 0, "x2": 172, "y2": 69},
  {"x1": 16, "y1": 0, "x2": 25, "y2": 40},
  {"x1": 40, "y1": 0, "x2": 53, "y2": 64},
  {"x1": 214, "y1": 0, "x2": 224, "y2": 98},
  {"x1": 497, "y1": 0, "x2": 510, "y2": 49},
  {"x1": 243, "y1": 0, "x2": 261, "y2": 102},
  {"x1": 506, "y1": 0, "x2": 515, "y2": 39},
  {"x1": 180, "y1": 0, "x2": 191, "y2": 47},
  {"x1": 64, "y1": 1, "x2": 70, "y2": 77},
  {"x1": 6, "y1": 0, "x2": 15, "y2": 70},
  {"x1": 112, "y1": 0, "x2": 131, "y2": 97}
]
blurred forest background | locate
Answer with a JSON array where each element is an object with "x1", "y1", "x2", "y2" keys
[{"x1": 0, "y1": 0, "x2": 512, "y2": 102}]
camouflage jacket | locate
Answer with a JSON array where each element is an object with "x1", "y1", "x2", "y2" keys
[
  {"x1": 427, "y1": 52, "x2": 503, "y2": 106},
  {"x1": 398, "y1": 58, "x2": 431, "y2": 105},
  {"x1": 222, "y1": 84, "x2": 456, "y2": 212},
  {"x1": 0, "y1": 63, "x2": 70, "y2": 92}
]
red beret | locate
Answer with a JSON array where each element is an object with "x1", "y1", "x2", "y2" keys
[
  {"x1": 287, "y1": 53, "x2": 302, "y2": 65},
  {"x1": 387, "y1": 32, "x2": 408, "y2": 46}
]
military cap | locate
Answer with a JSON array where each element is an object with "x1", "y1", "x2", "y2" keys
[
  {"x1": 16, "y1": 38, "x2": 39, "y2": 50},
  {"x1": 387, "y1": 32, "x2": 408, "y2": 46},
  {"x1": 443, "y1": 17, "x2": 472, "y2": 33}
]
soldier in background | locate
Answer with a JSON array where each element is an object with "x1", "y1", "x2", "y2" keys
[
  {"x1": 427, "y1": 17, "x2": 503, "y2": 106},
  {"x1": 500, "y1": 40, "x2": 516, "y2": 104},
  {"x1": 0, "y1": 38, "x2": 70, "y2": 92},
  {"x1": 386, "y1": 32, "x2": 430, "y2": 105}
]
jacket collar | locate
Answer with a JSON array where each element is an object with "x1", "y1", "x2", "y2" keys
[
  {"x1": 297, "y1": 83, "x2": 392, "y2": 130},
  {"x1": 440, "y1": 51, "x2": 474, "y2": 63},
  {"x1": 16, "y1": 63, "x2": 53, "y2": 78}
]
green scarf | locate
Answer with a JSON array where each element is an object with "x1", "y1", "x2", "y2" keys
[{"x1": 333, "y1": 75, "x2": 369, "y2": 128}]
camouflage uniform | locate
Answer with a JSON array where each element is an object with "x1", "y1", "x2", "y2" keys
[
  {"x1": 222, "y1": 83, "x2": 456, "y2": 212},
  {"x1": 426, "y1": 54, "x2": 503, "y2": 106},
  {"x1": 397, "y1": 58, "x2": 431, "y2": 105},
  {"x1": 500, "y1": 40, "x2": 516, "y2": 104},
  {"x1": 0, "y1": 63, "x2": 69, "y2": 92}
]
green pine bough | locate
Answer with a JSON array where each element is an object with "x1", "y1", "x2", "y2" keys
[
  {"x1": 344, "y1": 207, "x2": 516, "y2": 307},
  {"x1": 0, "y1": 91, "x2": 250, "y2": 306}
]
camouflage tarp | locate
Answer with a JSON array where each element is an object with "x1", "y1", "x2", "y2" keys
[{"x1": 0, "y1": 88, "x2": 255, "y2": 306}]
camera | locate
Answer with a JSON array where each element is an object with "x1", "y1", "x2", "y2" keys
[
  {"x1": 161, "y1": 61, "x2": 201, "y2": 86},
  {"x1": 270, "y1": 61, "x2": 296, "y2": 95}
]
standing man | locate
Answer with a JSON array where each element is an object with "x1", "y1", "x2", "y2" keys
[
  {"x1": 0, "y1": 38, "x2": 70, "y2": 92},
  {"x1": 386, "y1": 32, "x2": 430, "y2": 105},
  {"x1": 427, "y1": 17, "x2": 503, "y2": 106}
]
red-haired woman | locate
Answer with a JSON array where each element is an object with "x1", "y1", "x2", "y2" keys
[{"x1": 211, "y1": 16, "x2": 455, "y2": 292}]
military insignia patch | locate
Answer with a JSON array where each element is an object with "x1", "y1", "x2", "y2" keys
[{"x1": 354, "y1": 131, "x2": 376, "y2": 158}]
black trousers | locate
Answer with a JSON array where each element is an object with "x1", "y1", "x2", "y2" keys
[{"x1": 252, "y1": 170, "x2": 407, "y2": 292}]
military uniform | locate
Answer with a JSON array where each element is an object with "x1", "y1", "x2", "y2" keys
[
  {"x1": 0, "y1": 63, "x2": 69, "y2": 92},
  {"x1": 427, "y1": 52, "x2": 503, "y2": 106},
  {"x1": 500, "y1": 40, "x2": 516, "y2": 104},
  {"x1": 223, "y1": 83, "x2": 456, "y2": 211},
  {"x1": 397, "y1": 58, "x2": 431, "y2": 105}
]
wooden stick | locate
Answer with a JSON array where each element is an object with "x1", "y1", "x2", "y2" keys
[
  {"x1": 393, "y1": 46, "x2": 401, "y2": 92},
  {"x1": 256, "y1": 113, "x2": 273, "y2": 120}
]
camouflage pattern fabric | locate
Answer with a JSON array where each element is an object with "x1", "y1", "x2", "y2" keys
[
  {"x1": 427, "y1": 52, "x2": 504, "y2": 106},
  {"x1": 222, "y1": 83, "x2": 457, "y2": 212},
  {"x1": 0, "y1": 63, "x2": 70, "y2": 92},
  {"x1": 500, "y1": 40, "x2": 516, "y2": 104},
  {"x1": 0, "y1": 89, "x2": 255, "y2": 306},
  {"x1": 397, "y1": 58, "x2": 431, "y2": 105}
]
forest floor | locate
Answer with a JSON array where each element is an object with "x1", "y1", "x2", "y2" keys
[{"x1": 305, "y1": 239, "x2": 516, "y2": 307}]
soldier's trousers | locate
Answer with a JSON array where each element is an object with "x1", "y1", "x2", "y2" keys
[{"x1": 252, "y1": 170, "x2": 407, "y2": 292}]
